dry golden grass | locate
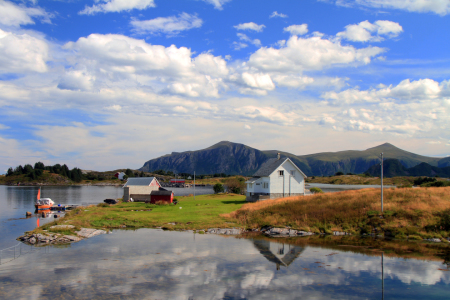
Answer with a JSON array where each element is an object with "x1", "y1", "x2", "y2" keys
[
  {"x1": 305, "y1": 175, "x2": 416, "y2": 186},
  {"x1": 229, "y1": 187, "x2": 450, "y2": 238}
]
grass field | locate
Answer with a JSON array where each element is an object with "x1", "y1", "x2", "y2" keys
[
  {"x1": 228, "y1": 187, "x2": 450, "y2": 240},
  {"x1": 34, "y1": 187, "x2": 450, "y2": 242},
  {"x1": 38, "y1": 194, "x2": 246, "y2": 233}
]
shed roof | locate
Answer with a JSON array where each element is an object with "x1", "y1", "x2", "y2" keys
[
  {"x1": 151, "y1": 188, "x2": 173, "y2": 196},
  {"x1": 253, "y1": 158, "x2": 307, "y2": 178},
  {"x1": 123, "y1": 177, "x2": 158, "y2": 187},
  {"x1": 245, "y1": 177, "x2": 260, "y2": 184}
]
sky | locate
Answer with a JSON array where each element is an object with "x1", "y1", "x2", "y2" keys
[{"x1": 1, "y1": 0, "x2": 450, "y2": 173}]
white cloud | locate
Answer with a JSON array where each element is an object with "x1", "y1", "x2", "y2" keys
[
  {"x1": 232, "y1": 42, "x2": 248, "y2": 50},
  {"x1": 323, "y1": 78, "x2": 445, "y2": 104},
  {"x1": 241, "y1": 72, "x2": 275, "y2": 91},
  {"x1": 247, "y1": 35, "x2": 385, "y2": 73},
  {"x1": 61, "y1": 33, "x2": 229, "y2": 97},
  {"x1": 0, "y1": 0, "x2": 52, "y2": 27},
  {"x1": 333, "y1": 0, "x2": 450, "y2": 16},
  {"x1": 57, "y1": 69, "x2": 95, "y2": 91},
  {"x1": 105, "y1": 104, "x2": 122, "y2": 112},
  {"x1": 130, "y1": 13, "x2": 203, "y2": 36},
  {"x1": 244, "y1": 124, "x2": 251, "y2": 130},
  {"x1": 0, "y1": 29, "x2": 49, "y2": 73},
  {"x1": 237, "y1": 33, "x2": 262, "y2": 47},
  {"x1": 336, "y1": 20, "x2": 403, "y2": 42},
  {"x1": 201, "y1": 0, "x2": 232, "y2": 10},
  {"x1": 234, "y1": 22, "x2": 265, "y2": 32},
  {"x1": 284, "y1": 24, "x2": 308, "y2": 36},
  {"x1": 272, "y1": 74, "x2": 315, "y2": 88},
  {"x1": 270, "y1": 11, "x2": 288, "y2": 18},
  {"x1": 79, "y1": 0, "x2": 156, "y2": 15}
]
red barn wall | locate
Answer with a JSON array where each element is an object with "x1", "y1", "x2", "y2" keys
[{"x1": 150, "y1": 194, "x2": 173, "y2": 204}]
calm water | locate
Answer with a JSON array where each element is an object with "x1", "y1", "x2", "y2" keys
[{"x1": 1, "y1": 186, "x2": 450, "y2": 299}]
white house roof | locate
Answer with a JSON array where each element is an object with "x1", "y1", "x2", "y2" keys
[
  {"x1": 252, "y1": 158, "x2": 307, "y2": 178},
  {"x1": 123, "y1": 177, "x2": 158, "y2": 187}
]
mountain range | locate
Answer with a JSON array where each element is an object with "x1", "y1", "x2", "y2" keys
[
  {"x1": 139, "y1": 141, "x2": 450, "y2": 177},
  {"x1": 365, "y1": 159, "x2": 450, "y2": 178}
]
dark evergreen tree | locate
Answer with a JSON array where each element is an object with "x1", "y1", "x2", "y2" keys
[
  {"x1": 14, "y1": 165, "x2": 24, "y2": 175},
  {"x1": 34, "y1": 162, "x2": 45, "y2": 170},
  {"x1": 6, "y1": 167, "x2": 13, "y2": 176},
  {"x1": 125, "y1": 169, "x2": 134, "y2": 177},
  {"x1": 23, "y1": 164, "x2": 34, "y2": 174}
]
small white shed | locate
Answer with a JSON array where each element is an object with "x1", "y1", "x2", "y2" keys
[{"x1": 245, "y1": 154, "x2": 307, "y2": 202}]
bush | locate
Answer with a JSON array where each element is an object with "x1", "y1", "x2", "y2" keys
[
  {"x1": 440, "y1": 209, "x2": 450, "y2": 231},
  {"x1": 414, "y1": 177, "x2": 436, "y2": 186},
  {"x1": 335, "y1": 171, "x2": 344, "y2": 176},
  {"x1": 225, "y1": 177, "x2": 245, "y2": 194},
  {"x1": 309, "y1": 187, "x2": 323, "y2": 194},
  {"x1": 213, "y1": 183, "x2": 224, "y2": 194}
]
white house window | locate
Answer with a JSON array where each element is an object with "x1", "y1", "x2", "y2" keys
[
  {"x1": 279, "y1": 170, "x2": 284, "y2": 176},
  {"x1": 291, "y1": 170, "x2": 295, "y2": 176},
  {"x1": 249, "y1": 183, "x2": 253, "y2": 188},
  {"x1": 263, "y1": 182, "x2": 268, "y2": 188}
]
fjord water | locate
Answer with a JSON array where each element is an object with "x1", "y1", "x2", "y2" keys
[
  {"x1": 1, "y1": 186, "x2": 450, "y2": 299},
  {"x1": 1, "y1": 229, "x2": 450, "y2": 299}
]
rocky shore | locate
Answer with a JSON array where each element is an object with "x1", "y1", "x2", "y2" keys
[{"x1": 18, "y1": 226, "x2": 107, "y2": 245}]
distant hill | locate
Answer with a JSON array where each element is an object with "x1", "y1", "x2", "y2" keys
[
  {"x1": 140, "y1": 141, "x2": 271, "y2": 175},
  {"x1": 365, "y1": 159, "x2": 450, "y2": 178},
  {"x1": 139, "y1": 141, "x2": 449, "y2": 177}
]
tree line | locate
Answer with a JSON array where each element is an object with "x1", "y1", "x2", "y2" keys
[{"x1": 6, "y1": 162, "x2": 83, "y2": 182}]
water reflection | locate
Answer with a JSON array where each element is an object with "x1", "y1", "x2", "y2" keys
[
  {"x1": 1, "y1": 229, "x2": 449, "y2": 299},
  {"x1": 252, "y1": 240, "x2": 304, "y2": 270}
]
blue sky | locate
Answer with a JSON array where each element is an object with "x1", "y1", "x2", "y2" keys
[{"x1": 1, "y1": 0, "x2": 450, "y2": 172}]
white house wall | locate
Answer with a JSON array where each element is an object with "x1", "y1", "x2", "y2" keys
[{"x1": 268, "y1": 160, "x2": 305, "y2": 195}]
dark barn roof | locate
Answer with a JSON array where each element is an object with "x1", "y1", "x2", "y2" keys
[
  {"x1": 253, "y1": 158, "x2": 287, "y2": 177},
  {"x1": 150, "y1": 187, "x2": 173, "y2": 196},
  {"x1": 252, "y1": 157, "x2": 307, "y2": 178}
]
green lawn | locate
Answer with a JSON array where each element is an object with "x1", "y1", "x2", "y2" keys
[{"x1": 41, "y1": 194, "x2": 247, "y2": 232}]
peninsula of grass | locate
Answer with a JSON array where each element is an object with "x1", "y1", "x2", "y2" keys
[
  {"x1": 227, "y1": 187, "x2": 450, "y2": 241},
  {"x1": 40, "y1": 194, "x2": 247, "y2": 232}
]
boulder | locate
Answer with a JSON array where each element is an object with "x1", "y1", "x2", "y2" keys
[
  {"x1": 76, "y1": 228, "x2": 107, "y2": 238},
  {"x1": 297, "y1": 231, "x2": 314, "y2": 236},
  {"x1": 62, "y1": 235, "x2": 81, "y2": 242},
  {"x1": 427, "y1": 238, "x2": 441, "y2": 243}
]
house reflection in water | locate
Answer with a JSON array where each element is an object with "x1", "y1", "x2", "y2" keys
[{"x1": 252, "y1": 239, "x2": 304, "y2": 270}]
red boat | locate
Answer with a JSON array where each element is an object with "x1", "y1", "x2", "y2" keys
[{"x1": 35, "y1": 188, "x2": 54, "y2": 210}]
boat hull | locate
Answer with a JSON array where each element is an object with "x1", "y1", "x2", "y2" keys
[{"x1": 35, "y1": 204, "x2": 53, "y2": 210}]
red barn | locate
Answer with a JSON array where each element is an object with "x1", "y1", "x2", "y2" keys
[
  {"x1": 170, "y1": 179, "x2": 185, "y2": 184},
  {"x1": 150, "y1": 188, "x2": 174, "y2": 204}
]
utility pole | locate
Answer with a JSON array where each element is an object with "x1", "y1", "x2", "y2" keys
[{"x1": 380, "y1": 152, "x2": 384, "y2": 213}]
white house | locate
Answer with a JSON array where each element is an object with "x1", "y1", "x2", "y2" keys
[
  {"x1": 245, "y1": 154, "x2": 307, "y2": 202},
  {"x1": 123, "y1": 177, "x2": 161, "y2": 202},
  {"x1": 114, "y1": 172, "x2": 125, "y2": 180}
]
